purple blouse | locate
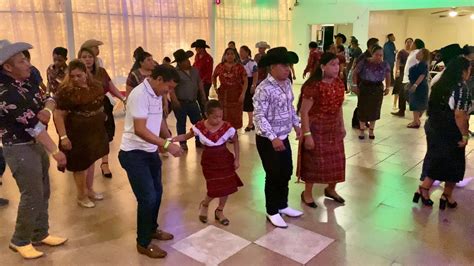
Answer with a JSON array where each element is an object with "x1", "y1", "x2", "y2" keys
[{"x1": 356, "y1": 59, "x2": 391, "y2": 83}]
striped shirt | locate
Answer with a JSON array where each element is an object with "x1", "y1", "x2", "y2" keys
[{"x1": 253, "y1": 74, "x2": 300, "y2": 141}]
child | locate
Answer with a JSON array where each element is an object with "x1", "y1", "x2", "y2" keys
[{"x1": 172, "y1": 100, "x2": 242, "y2": 225}]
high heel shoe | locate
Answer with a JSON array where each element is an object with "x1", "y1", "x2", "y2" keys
[
  {"x1": 198, "y1": 201, "x2": 209, "y2": 223},
  {"x1": 439, "y1": 193, "x2": 457, "y2": 210},
  {"x1": 300, "y1": 191, "x2": 317, "y2": 208},
  {"x1": 214, "y1": 208, "x2": 229, "y2": 226},
  {"x1": 412, "y1": 186, "x2": 433, "y2": 206},
  {"x1": 101, "y1": 162, "x2": 112, "y2": 178}
]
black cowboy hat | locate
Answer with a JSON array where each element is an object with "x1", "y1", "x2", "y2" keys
[
  {"x1": 258, "y1": 47, "x2": 299, "y2": 68},
  {"x1": 191, "y1": 39, "x2": 210, "y2": 49},
  {"x1": 172, "y1": 49, "x2": 194, "y2": 63},
  {"x1": 440, "y1": 44, "x2": 462, "y2": 65},
  {"x1": 334, "y1": 33, "x2": 347, "y2": 44}
]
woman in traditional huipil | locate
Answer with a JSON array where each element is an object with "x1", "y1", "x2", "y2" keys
[
  {"x1": 212, "y1": 48, "x2": 247, "y2": 129},
  {"x1": 54, "y1": 60, "x2": 109, "y2": 208},
  {"x1": 297, "y1": 53, "x2": 346, "y2": 207},
  {"x1": 352, "y1": 45, "x2": 391, "y2": 139}
]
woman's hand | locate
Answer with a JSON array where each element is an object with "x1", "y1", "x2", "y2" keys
[
  {"x1": 304, "y1": 136, "x2": 315, "y2": 150},
  {"x1": 238, "y1": 93, "x2": 245, "y2": 103},
  {"x1": 458, "y1": 138, "x2": 468, "y2": 148},
  {"x1": 234, "y1": 159, "x2": 240, "y2": 170},
  {"x1": 60, "y1": 138, "x2": 72, "y2": 151},
  {"x1": 383, "y1": 88, "x2": 390, "y2": 96}
]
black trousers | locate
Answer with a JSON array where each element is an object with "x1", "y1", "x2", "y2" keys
[
  {"x1": 256, "y1": 135, "x2": 292, "y2": 215},
  {"x1": 398, "y1": 82, "x2": 408, "y2": 112},
  {"x1": 199, "y1": 83, "x2": 212, "y2": 118}
]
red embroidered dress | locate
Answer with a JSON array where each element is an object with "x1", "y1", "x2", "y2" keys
[
  {"x1": 192, "y1": 120, "x2": 243, "y2": 197},
  {"x1": 213, "y1": 63, "x2": 246, "y2": 129},
  {"x1": 297, "y1": 78, "x2": 346, "y2": 184}
]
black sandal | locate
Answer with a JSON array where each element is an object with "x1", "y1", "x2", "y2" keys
[
  {"x1": 412, "y1": 186, "x2": 433, "y2": 206},
  {"x1": 368, "y1": 128, "x2": 375, "y2": 140},
  {"x1": 214, "y1": 209, "x2": 230, "y2": 226},
  {"x1": 324, "y1": 188, "x2": 345, "y2": 204},
  {"x1": 439, "y1": 193, "x2": 457, "y2": 210}
]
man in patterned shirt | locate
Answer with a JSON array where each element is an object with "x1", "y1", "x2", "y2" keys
[
  {"x1": 253, "y1": 47, "x2": 303, "y2": 228},
  {"x1": 0, "y1": 40, "x2": 67, "y2": 259},
  {"x1": 46, "y1": 47, "x2": 68, "y2": 95}
]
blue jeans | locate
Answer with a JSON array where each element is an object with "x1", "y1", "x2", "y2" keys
[
  {"x1": 174, "y1": 101, "x2": 202, "y2": 144},
  {"x1": 118, "y1": 150, "x2": 162, "y2": 248}
]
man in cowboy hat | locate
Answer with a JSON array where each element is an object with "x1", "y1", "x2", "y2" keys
[
  {"x1": 255, "y1": 41, "x2": 271, "y2": 84},
  {"x1": 0, "y1": 39, "x2": 67, "y2": 259},
  {"x1": 191, "y1": 39, "x2": 213, "y2": 115},
  {"x1": 334, "y1": 33, "x2": 347, "y2": 46},
  {"x1": 81, "y1": 38, "x2": 105, "y2": 67},
  {"x1": 253, "y1": 47, "x2": 303, "y2": 228},
  {"x1": 170, "y1": 49, "x2": 206, "y2": 150}
]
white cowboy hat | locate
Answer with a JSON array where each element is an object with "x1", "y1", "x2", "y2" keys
[
  {"x1": 0, "y1": 39, "x2": 33, "y2": 65},
  {"x1": 255, "y1": 41, "x2": 271, "y2": 49}
]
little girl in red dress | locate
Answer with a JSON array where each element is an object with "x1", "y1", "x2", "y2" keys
[{"x1": 172, "y1": 100, "x2": 243, "y2": 225}]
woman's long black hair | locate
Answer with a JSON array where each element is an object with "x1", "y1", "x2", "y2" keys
[
  {"x1": 130, "y1": 46, "x2": 152, "y2": 72},
  {"x1": 428, "y1": 56, "x2": 471, "y2": 114},
  {"x1": 297, "y1": 52, "x2": 338, "y2": 112}
]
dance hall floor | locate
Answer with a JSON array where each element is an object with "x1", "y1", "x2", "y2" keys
[{"x1": 1, "y1": 85, "x2": 474, "y2": 265}]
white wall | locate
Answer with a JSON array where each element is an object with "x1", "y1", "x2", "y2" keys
[
  {"x1": 290, "y1": 0, "x2": 474, "y2": 84},
  {"x1": 370, "y1": 10, "x2": 474, "y2": 52}
]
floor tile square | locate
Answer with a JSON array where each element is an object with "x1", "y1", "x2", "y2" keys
[
  {"x1": 172, "y1": 225, "x2": 251, "y2": 266},
  {"x1": 254, "y1": 224, "x2": 334, "y2": 264}
]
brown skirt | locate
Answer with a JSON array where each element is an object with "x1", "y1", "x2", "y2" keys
[
  {"x1": 63, "y1": 112, "x2": 109, "y2": 171},
  {"x1": 201, "y1": 144, "x2": 243, "y2": 198}
]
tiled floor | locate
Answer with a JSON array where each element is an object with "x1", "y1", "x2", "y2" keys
[{"x1": 1, "y1": 86, "x2": 473, "y2": 265}]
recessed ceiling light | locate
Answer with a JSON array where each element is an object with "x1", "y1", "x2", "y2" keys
[
  {"x1": 470, "y1": 14, "x2": 474, "y2": 20},
  {"x1": 449, "y1": 10, "x2": 458, "y2": 17}
]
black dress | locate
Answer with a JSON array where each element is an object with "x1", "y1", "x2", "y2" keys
[{"x1": 421, "y1": 82, "x2": 472, "y2": 182}]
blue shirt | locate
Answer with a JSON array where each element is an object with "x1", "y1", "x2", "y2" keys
[{"x1": 383, "y1": 41, "x2": 396, "y2": 65}]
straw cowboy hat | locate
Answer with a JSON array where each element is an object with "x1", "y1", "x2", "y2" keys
[
  {"x1": 0, "y1": 39, "x2": 33, "y2": 65},
  {"x1": 81, "y1": 39, "x2": 104, "y2": 49}
]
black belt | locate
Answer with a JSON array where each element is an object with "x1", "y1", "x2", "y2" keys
[{"x1": 178, "y1": 99, "x2": 197, "y2": 104}]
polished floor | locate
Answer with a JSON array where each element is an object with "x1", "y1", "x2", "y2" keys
[{"x1": 1, "y1": 86, "x2": 474, "y2": 265}]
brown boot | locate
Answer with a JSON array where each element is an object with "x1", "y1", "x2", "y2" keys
[
  {"x1": 152, "y1": 229, "x2": 174, "y2": 241},
  {"x1": 136, "y1": 243, "x2": 167, "y2": 258}
]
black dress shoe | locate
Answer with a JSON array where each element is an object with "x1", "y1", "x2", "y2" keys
[
  {"x1": 391, "y1": 111, "x2": 405, "y2": 117},
  {"x1": 324, "y1": 189, "x2": 345, "y2": 204},
  {"x1": 300, "y1": 192, "x2": 317, "y2": 208}
]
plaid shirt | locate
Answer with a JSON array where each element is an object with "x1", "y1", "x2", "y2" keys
[
  {"x1": 253, "y1": 74, "x2": 300, "y2": 141},
  {"x1": 46, "y1": 63, "x2": 67, "y2": 94}
]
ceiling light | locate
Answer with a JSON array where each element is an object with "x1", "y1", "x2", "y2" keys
[
  {"x1": 449, "y1": 10, "x2": 458, "y2": 17},
  {"x1": 470, "y1": 14, "x2": 474, "y2": 20}
]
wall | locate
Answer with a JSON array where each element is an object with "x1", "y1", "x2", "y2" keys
[
  {"x1": 290, "y1": 0, "x2": 474, "y2": 84},
  {"x1": 369, "y1": 10, "x2": 474, "y2": 51}
]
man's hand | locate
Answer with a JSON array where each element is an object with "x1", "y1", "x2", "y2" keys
[
  {"x1": 52, "y1": 151, "x2": 67, "y2": 168},
  {"x1": 271, "y1": 138, "x2": 285, "y2": 151}
]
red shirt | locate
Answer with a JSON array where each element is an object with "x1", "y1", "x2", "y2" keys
[
  {"x1": 304, "y1": 49, "x2": 322, "y2": 76},
  {"x1": 193, "y1": 51, "x2": 214, "y2": 84}
]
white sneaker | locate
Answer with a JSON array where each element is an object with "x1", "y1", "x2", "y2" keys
[
  {"x1": 266, "y1": 213, "x2": 288, "y2": 228},
  {"x1": 456, "y1": 177, "x2": 473, "y2": 188},
  {"x1": 278, "y1": 207, "x2": 303, "y2": 217},
  {"x1": 432, "y1": 180, "x2": 441, "y2": 186}
]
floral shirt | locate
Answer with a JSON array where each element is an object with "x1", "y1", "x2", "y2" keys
[
  {"x1": 0, "y1": 72, "x2": 49, "y2": 145},
  {"x1": 253, "y1": 74, "x2": 300, "y2": 141}
]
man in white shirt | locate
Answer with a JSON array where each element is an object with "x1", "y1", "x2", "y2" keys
[
  {"x1": 392, "y1": 38, "x2": 425, "y2": 117},
  {"x1": 253, "y1": 47, "x2": 303, "y2": 228},
  {"x1": 118, "y1": 65, "x2": 183, "y2": 259}
]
